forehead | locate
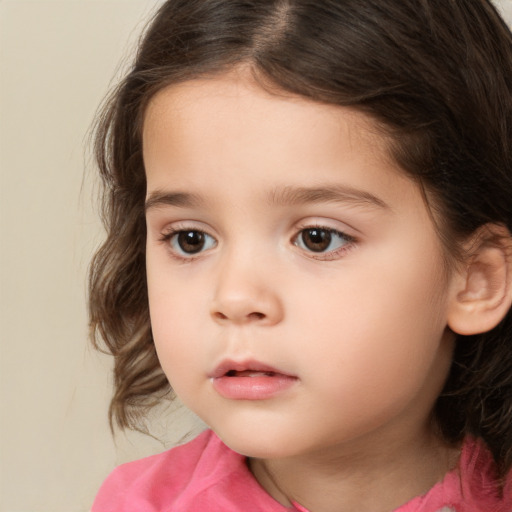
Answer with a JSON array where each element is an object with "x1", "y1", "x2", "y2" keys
[
  {"x1": 143, "y1": 72, "x2": 390, "y2": 165},
  {"x1": 142, "y1": 73, "x2": 423, "y2": 217}
]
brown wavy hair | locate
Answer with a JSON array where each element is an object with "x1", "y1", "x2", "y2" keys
[{"x1": 89, "y1": 0, "x2": 512, "y2": 475}]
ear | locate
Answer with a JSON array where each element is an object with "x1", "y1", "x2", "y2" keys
[{"x1": 447, "y1": 223, "x2": 512, "y2": 336}]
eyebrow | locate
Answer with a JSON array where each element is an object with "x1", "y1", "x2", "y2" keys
[
  {"x1": 268, "y1": 185, "x2": 390, "y2": 210},
  {"x1": 145, "y1": 191, "x2": 204, "y2": 212},
  {"x1": 145, "y1": 184, "x2": 390, "y2": 212}
]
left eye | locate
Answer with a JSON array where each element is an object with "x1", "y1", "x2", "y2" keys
[
  {"x1": 294, "y1": 227, "x2": 351, "y2": 253},
  {"x1": 169, "y1": 230, "x2": 216, "y2": 255}
]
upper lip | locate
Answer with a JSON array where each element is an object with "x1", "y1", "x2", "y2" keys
[{"x1": 209, "y1": 359, "x2": 295, "y2": 379}]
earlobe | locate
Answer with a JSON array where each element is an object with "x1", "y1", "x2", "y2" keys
[{"x1": 447, "y1": 224, "x2": 512, "y2": 336}]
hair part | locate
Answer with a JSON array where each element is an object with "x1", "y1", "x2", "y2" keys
[{"x1": 89, "y1": 0, "x2": 512, "y2": 475}]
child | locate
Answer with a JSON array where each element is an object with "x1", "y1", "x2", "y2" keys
[{"x1": 89, "y1": 1, "x2": 512, "y2": 511}]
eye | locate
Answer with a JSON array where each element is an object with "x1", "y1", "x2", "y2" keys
[
  {"x1": 166, "y1": 229, "x2": 217, "y2": 256},
  {"x1": 294, "y1": 227, "x2": 352, "y2": 254}
]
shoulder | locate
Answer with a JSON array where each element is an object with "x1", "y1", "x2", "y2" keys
[
  {"x1": 91, "y1": 429, "x2": 236, "y2": 511},
  {"x1": 92, "y1": 429, "x2": 289, "y2": 512},
  {"x1": 397, "y1": 437, "x2": 512, "y2": 512},
  {"x1": 432, "y1": 437, "x2": 511, "y2": 512},
  {"x1": 457, "y1": 437, "x2": 512, "y2": 512}
]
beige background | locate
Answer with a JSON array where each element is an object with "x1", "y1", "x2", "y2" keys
[{"x1": 1, "y1": 1, "x2": 511, "y2": 511}]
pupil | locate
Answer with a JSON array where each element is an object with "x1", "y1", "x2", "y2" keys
[
  {"x1": 303, "y1": 229, "x2": 331, "y2": 252},
  {"x1": 178, "y1": 231, "x2": 204, "y2": 253}
]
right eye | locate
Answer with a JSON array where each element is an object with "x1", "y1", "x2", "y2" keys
[{"x1": 165, "y1": 229, "x2": 217, "y2": 256}]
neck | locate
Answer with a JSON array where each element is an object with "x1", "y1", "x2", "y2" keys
[{"x1": 249, "y1": 429, "x2": 460, "y2": 512}]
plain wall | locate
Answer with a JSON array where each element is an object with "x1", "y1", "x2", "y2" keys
[{"x1": 1, "y1": 1, "x2": 511, "y2": 511}]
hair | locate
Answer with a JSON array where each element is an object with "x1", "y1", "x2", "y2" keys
[{"x1": 89, "y1": 0, "x2": 512, "y2": 476}]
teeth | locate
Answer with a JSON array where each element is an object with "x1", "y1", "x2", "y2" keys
[{"x1": 226, "y1": 370, "x2": 275, "y2": 377}]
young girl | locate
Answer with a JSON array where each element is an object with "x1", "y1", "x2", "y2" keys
[{"x1": 89, "y1": 1, "x2": 512, "y2": 511}]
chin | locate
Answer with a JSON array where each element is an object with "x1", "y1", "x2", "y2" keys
[
  {"x1": 208, "y1": 419, "x2": 306, "y2": 460},
  {"x1": 219, "y1": 434, "x2": 293, "y2": 459}
]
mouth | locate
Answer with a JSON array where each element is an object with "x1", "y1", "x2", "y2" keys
[
  {"x1": 210, "y1": 360, "x2": 298, "y2": 400},
  {"x1": 210, "y1": 360, "x2": 294, "y2": 379},
  {"x1": 225, "y1": 369, "x2": 278, "y2": 377}
]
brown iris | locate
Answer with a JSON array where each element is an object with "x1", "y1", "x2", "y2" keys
[
  {"x1": 177, "y1": 231, "x2": 206, "y2": 253},
  {"x1": 300, "y1": 228, "x2": 332, "y2": 252}
]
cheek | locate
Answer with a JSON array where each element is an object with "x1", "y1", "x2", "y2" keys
[
  {"x1": 291, "y1": 245, "x2": 450, "y2": 397},
  {"x1": 146, "y1": 262, "x2": 207, "y2": 380},
  {"x1": 149, "y1": 301, "x2": 206, "y2": 404},
  {"x1": 291, "y1": 302, "x2": 451, "y2": 442}
]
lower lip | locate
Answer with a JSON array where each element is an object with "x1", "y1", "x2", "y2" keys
[{"x1": 211, "y1": 374, "x2": 298, "y2": 400}]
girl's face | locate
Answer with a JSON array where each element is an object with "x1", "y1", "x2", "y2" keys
[{"x1": 143, "y1": 74, "x2": 457, "y2": 460}]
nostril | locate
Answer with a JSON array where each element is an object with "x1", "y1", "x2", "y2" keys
[{"x1": 212, "y1": 311, "x2": 266, "y2": 321}]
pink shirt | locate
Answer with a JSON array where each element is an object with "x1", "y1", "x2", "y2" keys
[{"x1": 92, "y1": 430, "x2": 511, "y2": 512}]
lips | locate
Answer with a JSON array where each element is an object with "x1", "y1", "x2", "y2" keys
[
  {"x1": 210, "y1": 360, "x2": 290, "y2": 378},
  {"x1": 210, "y1": 360, "x2": 298, "y2": 400}
]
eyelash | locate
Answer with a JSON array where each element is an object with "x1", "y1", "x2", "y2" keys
[
  {"x1": 158, "y1": 224, "x2": 356, "y2": 262},
  {"x1": 158, "y1": 227, "x2": 217, "y2": 262},
  {"x1": 292, "y1": 224, "x2": 356, "y2": 261}
]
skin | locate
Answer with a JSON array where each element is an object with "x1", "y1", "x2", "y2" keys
[{"x1": 143, "y1": 72, "x2": 461, "y2": 512}]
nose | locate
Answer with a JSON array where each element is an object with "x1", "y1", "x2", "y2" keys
[{"x1": 209, "y1": 255, "x2": 284, "y2": 326}]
